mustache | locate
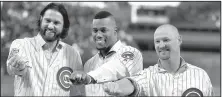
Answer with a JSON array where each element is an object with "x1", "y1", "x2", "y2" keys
[
  {"x1": 43, "y1": 28, "x2": 56, "y2": 34},
  {"x1": 158, "y1": 47, "x2": 170, "y2": 51},
  {"x1": 41, "y1": 28, "x2": 61, "y2": 39}
]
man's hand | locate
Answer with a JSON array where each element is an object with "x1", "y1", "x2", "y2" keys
[
  {"x1": 8, "y1": 55, "x2": 28, "y2": 71},
  {"x1": 103, "y1": 82, "x2": 123, "y2": 96},
  {"x1": 103, "y1": 78, "x2": 135, "y2": 96},
  {"x1": 69, "y1": 71, "x2": 93, "y2": 85},
  {"x1": 7, "y1": 55, "x2": 29, "y2": 76}
]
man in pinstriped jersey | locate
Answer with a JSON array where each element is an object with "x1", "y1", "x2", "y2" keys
[
  {"x1": 69, "y1": 11, "x2": 143, "y2": 96},
  {"x1": 102, "y1": 24, "x2": 214, "y2": 96},
  {"x1": 6, "y1": 3, "x2": 84, "y2": 96}
]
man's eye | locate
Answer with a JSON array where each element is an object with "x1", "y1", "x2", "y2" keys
[
  {"x1": 46, "y1": 19, "x2": 50, "y2": 23},
  {"x1": 155, "y1": 40, "x2": 160, "y2": 43},
  {"x1": 101, "y1": 28, "x2": 107, "y2": 33},
  {"x1": 163, "y1": 39, "x2": 169, "y2": 42},
  {"x1": 93, "y1": 29, "x2": 98, "y2": 33},
  {"x1": 54, "y1": 21, "x2": 59, "y2": 25}
]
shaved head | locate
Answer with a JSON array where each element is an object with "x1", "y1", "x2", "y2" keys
[
  {"x1": 154, "y1": 24, "x2": 182, "y2": 60},
  {"x1": 154, "y1": 24, "x2": 179, "y2": 39}
]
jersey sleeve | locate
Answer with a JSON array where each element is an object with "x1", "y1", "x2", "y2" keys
[
  {"x1": 70, "y1": 47, "x2": 85, "y2": 96},
  {"x1": 203, "y1": 70, "x2": 214, "y2": 96},
  {"x1": 83, "y1": 57, "x2": 94, "y2": 73},
  {"x1": 118, "y1": 47, "x2": 143, "y2": 76},
  {"x1": 127, "y1": 68, "x2": 153, "y2": 96},
  {"x1": 6, "y1": 39, "x2": 28, "y2": 76},
  {"x1": 73, "y1": 49, "x2": 83, "y2": 71}
]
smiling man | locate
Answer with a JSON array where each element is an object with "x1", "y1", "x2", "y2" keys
[
  {"x1": 69, "y1": 11, "x2": 143, "y2": 96},
  {"x1": 102, "y1": 24, "x2": 214, "y2": 96},
  {"x1": 6, "y1": 3, "x2": 83, "y2": 96}
]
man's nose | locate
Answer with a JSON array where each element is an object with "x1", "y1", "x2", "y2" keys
[
  {"x1": 96, "y1": 32, "x2": 103, "y2": 39},
  {"x1": 47, "y1": 22, "x2": 54, "y2": 30},
  {"x1": 159, "y1": 41, "x2": 166, "y2": 48}
]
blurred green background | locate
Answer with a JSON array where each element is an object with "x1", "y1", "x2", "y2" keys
[{"x1": 1, "y1": 1, "x2": 220, "y2": 96}]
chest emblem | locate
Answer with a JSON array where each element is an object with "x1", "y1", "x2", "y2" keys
[
  {"x1": 56, "y1": 67, "x2": 73, "y2": 91},
  {"x1": 182, "y1": 88, "x2": 203, "y2": 97}
]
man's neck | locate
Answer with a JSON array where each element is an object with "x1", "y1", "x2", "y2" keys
[
  {"x1": 160, "y1": 55, "x2": 181, "y2": 74},
  {"x1": 44, "y1": 40, "x2": 58, "y2": 52},
  {"x1": 99, "y1": 40, "x2": 118, "y2": 58},
  {"x1": 99, "y1": 46, "x2": 111, "y2": 58}
]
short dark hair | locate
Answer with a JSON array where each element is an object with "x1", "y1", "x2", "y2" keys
[
  {"x1": 37, "y1": 3, "x2": 70, "y2": 39},
  {"x1": 94, "y1": 11, "x2": 113, "y2": 19}
]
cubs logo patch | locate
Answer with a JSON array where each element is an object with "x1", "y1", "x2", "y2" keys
[
  {"x1": 121, "y1": 51, "x2": 134, "y2": 61},
  {"x1": 8, "y1": 48, "x2": 19, "y2": 60},
  {"x1": 182, "y1": 88, "x2": 203, "y2": 97},
  {"x1": 56, "y1": 67, "x2": 73, "y2": 91}
]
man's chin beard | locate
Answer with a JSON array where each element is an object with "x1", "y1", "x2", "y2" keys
[
  {"x1": 45, "y1": 38, "x2": 57, "y2": 42},
  {"x1": 40, "y1": 31, "x2": 60, "y2": 42},
  {"x1": 96, "y1": 47, "x2": 106, "y2": 51},
  {"x1": 44, "y1": 34, "x2": 60, "y2": 42}
]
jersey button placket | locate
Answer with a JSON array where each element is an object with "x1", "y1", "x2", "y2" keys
[{"x1": 172, "y1": 73, "x2": 179, "y2": 96}]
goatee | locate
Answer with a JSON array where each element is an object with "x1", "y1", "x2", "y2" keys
[{"x1": 40, "y1": 28, "x2": 60, "y2": 42}]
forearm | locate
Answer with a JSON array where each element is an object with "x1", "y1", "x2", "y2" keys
[
  {"x1": 87, "y1": 58, "x2": 129, "y2": 83},
  {"x1": 7, "y1": 65, "x2": 16, "y2": 76},
  {"x1": 115, "y1": 78, "x2": 135, "y2": 96}
]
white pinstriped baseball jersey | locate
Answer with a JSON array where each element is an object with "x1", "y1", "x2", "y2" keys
[
  {"x1": 6, "y1": 34, "x2": 84, "y2": 96},
  {"x1": 84, "y1": 40, "x2": 143, "y2": 96},
  {"x1": 128, "y1": 57, "x2": 214, "y2": 96}
]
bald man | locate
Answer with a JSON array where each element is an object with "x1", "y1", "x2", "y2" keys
[{"x1": 103, "y1": 24, "x2": 214, "y2": 96}]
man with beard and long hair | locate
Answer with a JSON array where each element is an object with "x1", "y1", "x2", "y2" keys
[
  {"x1": 102, "y1": 24, "x2": 214, "y2": 96},
  {"x1": 6, "y1": 3, "x2": 83, "y2": 96},
  {"x1": 68, "y1": 11, "x2": 143, "y2": 96}
]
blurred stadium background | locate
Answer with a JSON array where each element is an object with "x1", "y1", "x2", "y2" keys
[{"x1": 1, "y1": 1, "x2": 220, "y2": 96}]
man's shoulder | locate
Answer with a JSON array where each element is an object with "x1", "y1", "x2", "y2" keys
[
  {"x1": 60, "y1": 41, "x2": 77, "y2": 50},
  {"x1": 186, "y1": 63, "x2": 209, "y2": 75},
  {"x1": 60, "y1": 41, "x2": 71, "y2": 48},
  {"x1": 84, "y1": 54, "x2": 98, "y2": 65},
  {"x1": 141, "y1": 64, "x2": 157, "y2": 73},
  {"x1": 60, "y1": 41, "x2": 81, "y2": 54},
  {"x1": 11, "y1": 37, "x2": 34, "y2": 46},
  {"x1": 118, "y1": 45, "x2": 142, "y2": 55}
]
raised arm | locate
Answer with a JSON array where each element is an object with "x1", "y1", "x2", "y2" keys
[{"x1": 6, "y1": 39, "x2": 29, "y2": 76}]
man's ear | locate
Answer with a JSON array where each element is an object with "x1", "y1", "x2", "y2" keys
[
  {"x1": 40, "y1": 16, "x2": 43, "y2": 22},
  {"x1": 178, "y1": 35, "x2": 182, "y2": 45},
  {"x1": 115, "y1": 27, "x2": 118, "y2": 32},
  {"x1": 114, "y1": 27, "x2": 118, "y2": 36}
]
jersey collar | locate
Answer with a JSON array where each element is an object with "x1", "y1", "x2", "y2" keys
[
  {"x1": 157, "y1": 57, "x2": 188, "y2": 74},
  {"x1": 109, "y1": 40, "x2": 124, "y2": 53},
  {"x1": 98, "y1": 40, "x2": 124, "y2": 58},
  {"x1": 35, "y1": 33, "x2": 63, "y2": 51}
]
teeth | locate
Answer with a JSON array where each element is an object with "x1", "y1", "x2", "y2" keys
[
  {"x1": 97, "y1": 40, "x2": 103, "y2": 42},
  {"x1": 46, "y1": 30, "x2": 52, "y2": 33},
  {"x1": 45, "y1": 30, "x2": 54, "y2": 36},
  {"x1": 96, "y1": 40, "x2": 104, "y2": 43}
]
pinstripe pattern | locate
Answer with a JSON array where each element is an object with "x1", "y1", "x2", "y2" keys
[
  {"x1": 84, "y1": 40, "x2": 143, "y2": 96},
  {"x1": 6, "y1": 34, "x2": 83, "y2": 96},
  {"x1": 129, "y1": 57, "x2": 213, "y2": 96}
]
